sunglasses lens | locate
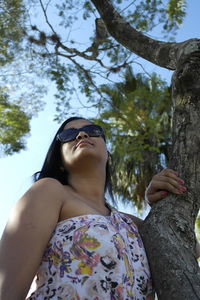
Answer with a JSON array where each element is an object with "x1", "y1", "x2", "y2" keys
[
  {"x1": 58, "y1": 129, "x2": 77, "y2": 142},
  {"x1": 86, "y1": 125, "x2": 103, "y2": 137},
  {"x1": 57, "y1": 125, "x2": 104, "y2": 143}
]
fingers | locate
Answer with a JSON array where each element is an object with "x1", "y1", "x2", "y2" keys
[
  {"x1": 146, "y1": 190, "x2": 169, "y2": 205},
  {"x1": 154, "y1": 169, "x2": 180, "y2": 185},
  {"x1": 149, "y1": 175, "x2": 185, "y2": 195},
  {"x1": 146, "y1": 168, "x2": 187, "y2": 205}
]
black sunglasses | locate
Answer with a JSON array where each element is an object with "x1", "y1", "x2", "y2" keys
[{"x1": 57, "y1": 124, "x2": 105, "y2": 143}]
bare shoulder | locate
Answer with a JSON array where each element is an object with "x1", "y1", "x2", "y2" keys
[
  {"x1": 25, "y1": 177, "x2": 67, "y2": 203},
  {"x1": 0, "y1": 178, "x2": 67, "y2": 299},
  {"x1": 119, "y1": 211, "x2": 143, "y2": 227},
  {"x1": 30, "y1": 177, "x2": 65, "y2": 192},
  {"x1": 5, "y1": 177, "x2": 65, "y2": 235}
]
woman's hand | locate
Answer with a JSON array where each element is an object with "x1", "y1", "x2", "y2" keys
[{"x1": 145, "y1": 168, "x2": 187, "y2": 206}]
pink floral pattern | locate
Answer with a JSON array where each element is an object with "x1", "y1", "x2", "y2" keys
[{"x1": 27, "y1": 206, "x2": 153, "y2": 299}]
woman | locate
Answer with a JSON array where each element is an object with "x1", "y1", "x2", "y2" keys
[{"x1": 0, "y1": 117, "x2": 188, "y2": 299}]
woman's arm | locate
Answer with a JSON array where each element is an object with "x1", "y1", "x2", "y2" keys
[{"x1": 0, "y1": 178, "x2": 63, "y2": 300}]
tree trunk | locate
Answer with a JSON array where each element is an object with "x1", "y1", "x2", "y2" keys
[
  {"x1": 90, "y1": 0, "x2": 200, "y2": 298},
  {"x1": 139, "y1": 48, "x2": 200, "y2": 299}
]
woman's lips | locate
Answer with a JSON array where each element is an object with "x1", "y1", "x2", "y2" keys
[{"x1": 76, "y1": 140, "x2": 93, "y2": 148}]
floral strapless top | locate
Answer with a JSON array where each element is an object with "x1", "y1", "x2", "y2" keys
[{"x1": 27, "y1": 206, "x2": 153, "y2": 300}]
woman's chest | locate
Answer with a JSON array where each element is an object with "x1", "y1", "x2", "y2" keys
[{"x1": 59, "y1": 190, "x2": 110, "y2": 222}]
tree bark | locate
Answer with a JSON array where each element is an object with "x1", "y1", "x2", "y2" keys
[
  {"x1": 139, "y1": 47, "x2": 200, "y2": 299},
  {"x1": 90, "y1": 0, "x2": 200, "y2": 299}
]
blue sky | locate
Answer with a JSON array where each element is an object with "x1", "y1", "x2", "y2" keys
[{"x1": 1, "y1": 2, "x2": 200, "y2": 237}]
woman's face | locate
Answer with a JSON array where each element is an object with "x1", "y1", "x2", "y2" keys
[{"x1": 60, "y1": 119, "x2": 108, "y2": 171}]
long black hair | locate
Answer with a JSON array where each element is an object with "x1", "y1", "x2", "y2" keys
[{"x1": 34, "y1": 117, "x2": 115, "y2": 204}]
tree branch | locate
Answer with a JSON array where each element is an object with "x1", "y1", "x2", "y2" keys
[{"x1": 90, "y1": 0, "x2": 199, "y2": 70}]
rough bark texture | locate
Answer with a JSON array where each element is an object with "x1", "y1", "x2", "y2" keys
[
  {"x1": 90, "y1": 0, "x2": 200, "y2": 299},
  {"x1": 139, "y1": 45, "x2": 200, "y2": 299},
  {"x1": 91, "y1": 0, "x2": 198, "y2": 70}
]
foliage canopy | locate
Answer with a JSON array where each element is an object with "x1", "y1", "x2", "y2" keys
[
  {"x1": 26, "y1": 0, "x2": 186, "y2": 119},
  {"x1": 0, "y1": 0, "x2": 47, "y2": 154},
  {"x1": 94, "y1": 67, "x2": 172, "y2": 208},
  {"x1": 0, "y1": 0, "x2": 187, "y2": 206},
  {"x1": 0, "y1": 92, "x2": 30, "y2": 155}
]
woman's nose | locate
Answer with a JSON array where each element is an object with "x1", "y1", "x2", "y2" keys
[{"x1": 76, "y1": 131, "x2": 89, "y2": 140}]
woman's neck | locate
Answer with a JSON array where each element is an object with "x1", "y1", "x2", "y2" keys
[{"x1": 67, "y1": 165, "x2": 106, "y2": 207}]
